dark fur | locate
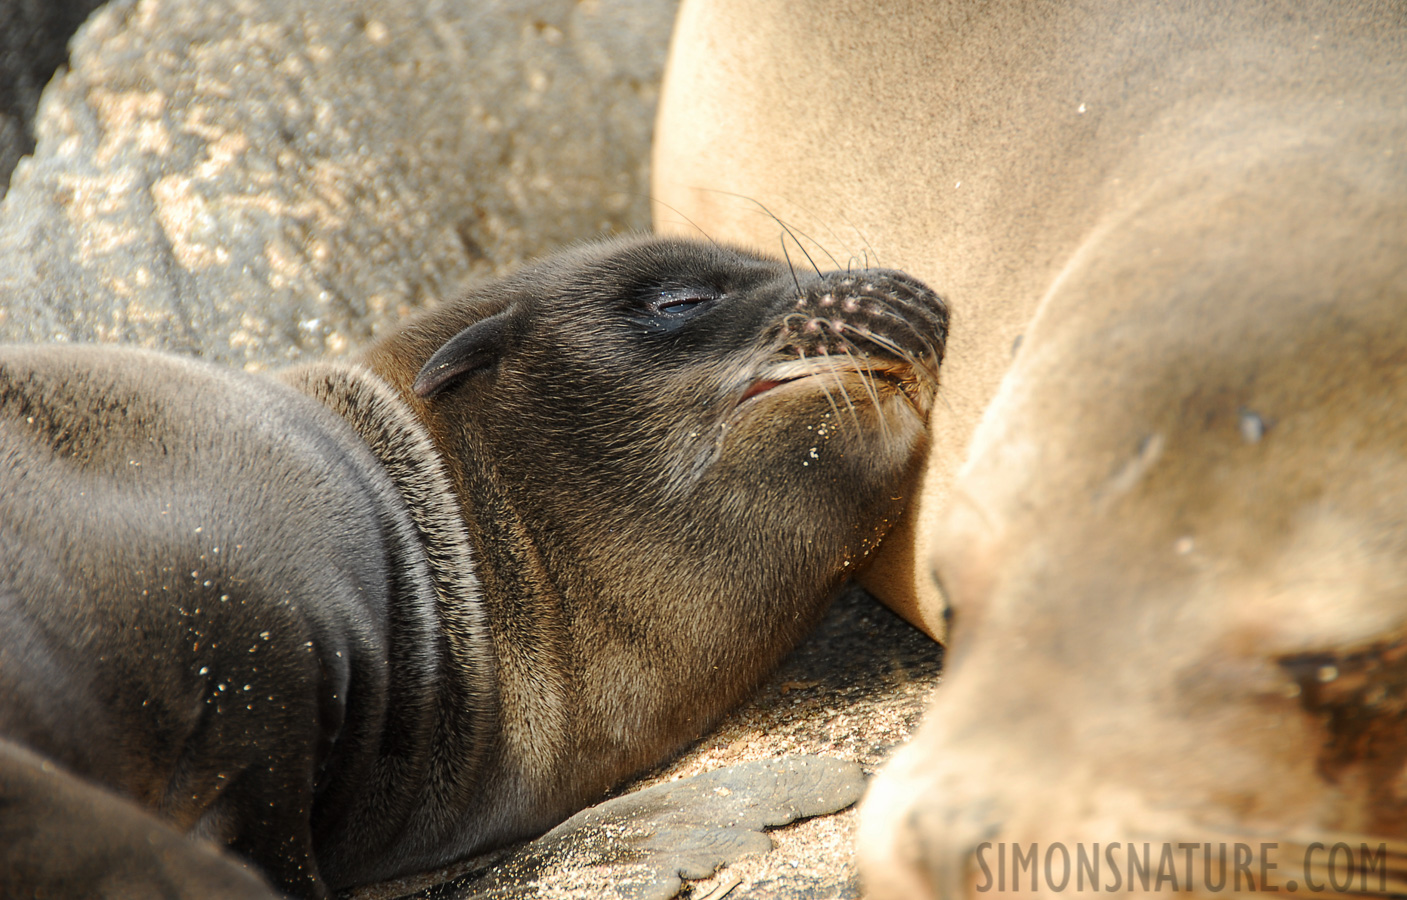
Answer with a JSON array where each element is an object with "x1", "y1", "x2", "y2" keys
[{"x1": 0, "y1": 236, "x2": 946, "y2": 897}]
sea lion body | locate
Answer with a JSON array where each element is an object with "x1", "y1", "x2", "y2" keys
[
  {"x1": 0, "y1": 348, "x2": 491, "y2": 895},
  {"x1": 653, "y1": 0, "x2": 1407, "y2": 895},
  {"x1": 858, "y1": 179, "x2": 1407, "y2": 898},
  {"x1": 0, "y1": 236, "x2": 947, "y2": 897},
  {"x1": 652, "y1": 0, "x2": 1407, "y2": 641}
]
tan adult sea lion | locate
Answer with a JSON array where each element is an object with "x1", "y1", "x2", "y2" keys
[
  {"x1": 858, "y1": 169, "x2": 1407, "y2": 897},
  {"x1": 653, "y1": 0, "x2": 1407, "y2": 895},
  {"x1": 0, "y1": 235, "x2": 948, "y2": 898},
  {"x1": 653, "y1": 0, "x2": 1406, "y2": 643}
]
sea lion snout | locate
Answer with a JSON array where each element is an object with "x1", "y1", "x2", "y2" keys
[
  {"x1": 730, "y1": 266, "x2": 947, "y2": 430},
  {"x1": 779, "y1": 269, "x2": 948, "y2": 368}
]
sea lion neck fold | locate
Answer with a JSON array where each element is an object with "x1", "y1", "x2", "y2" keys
[{"x1": 281, "y1": 361, "x2": 497, "y2": 810}]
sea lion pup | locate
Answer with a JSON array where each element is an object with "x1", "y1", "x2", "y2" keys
[{"x1": 0, "y1": 235, "x2": 947, "y2": 898}]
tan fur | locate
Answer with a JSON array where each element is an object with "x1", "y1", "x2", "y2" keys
[
  {"x1": 653, "y1": 0, "x2": 1407, "y2": 642},
  {"x1": 654, "y1": 1, "x2": 1407, "y2": 895},
  {"x1": 858, "y1": 159, "x2": 1407, "y2": 899}
]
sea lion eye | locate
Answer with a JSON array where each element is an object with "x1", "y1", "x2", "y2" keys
[
  {"x1": 652, "y1": 288, "x2": 720, "y2": 317},
  {"x1": 628, "y1": 286, "x2": 723, "y2": 334}
]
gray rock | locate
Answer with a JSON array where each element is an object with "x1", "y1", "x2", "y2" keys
[
  {"x1": 0, "y1": 0, "x2": 679, "y2": 368},
  {"x1": 416, "y1": 757, "x2": 867, "y2": 900}
]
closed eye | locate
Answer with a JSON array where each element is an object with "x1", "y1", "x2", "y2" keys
[
  {"x1": 632, "y1": 287, "x2": 723, "y2": 333},
  {"x1": 653, "y1": 288, "x2": 720, "y2": 316}
]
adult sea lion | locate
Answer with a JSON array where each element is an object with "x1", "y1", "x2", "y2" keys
[
  {"x1": 653, "y1": 0, "x2": 1407, "y2": 895},
  {"x1": 858, "y1": 180, "x2": 1407, "y2": 898},
  {"x1": 0, "y1": 235, "x2": 948, "y2": 898},
  {"x1": 653, "y1": 0, "x2": 1406, "y2": 643}
]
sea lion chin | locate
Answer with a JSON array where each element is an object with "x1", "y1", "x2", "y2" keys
[{"x1": 0, "y1": 235, "x2": 946, "y2": 897}]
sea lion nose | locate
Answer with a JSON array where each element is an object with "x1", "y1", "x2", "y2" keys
[
  {"x1": 781, "y1": 269, "x2": 948, "y2": 371},
  {"x1": 861, "y1": 747, "x2": 1010, "y2": 900},
  {"x1": 862, "y1": 797, "x2": 1008, "y2": 900}
]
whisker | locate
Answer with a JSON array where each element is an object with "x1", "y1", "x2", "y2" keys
[
  {"x1": 777, "y1": 312, "x2": 816, "y2": 348},
  {"x1": 642, "y1": 193, "x2": 722, "y2": 249},
  {"x1": 776, "y1": 221, "x2": 823, "y2": 279},
  {"x1": 796, "y1": 347, "x2": 845, "y2": 425},
  {"x1": 794, "y1": 238, "x2": 823, "y2": 279},
  {"x1": 780, "y1": 195, "x2": 882, "y2": 270},
  {"x1": 837, "y1": 337, "x2": 891, "y2": 444},
  {"x1": 701, "y1": 188, "x2": 827, "y2": 277},
  {"x1": 848, "y1": 306, "x2": 944, "y2": 381},
  {"x1": 778, "y1": 238, "x2": 805, "y2": 296},
  {"x1": 861, "y1": 290, "x2": 949, "y2": 355},
  {"x1": 823, "y1": 340, "x2": 863, "y2": 432},
  {"x1": 838, "y1": 323, "x2": 938, "y2": 388},
  {"x1": 772, "y1": 312, "x2": 936, "y2": 426}
]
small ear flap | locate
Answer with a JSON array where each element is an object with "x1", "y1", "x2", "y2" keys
[{"x1": 413, "y1": 309, "x2": 512, "y2": 398}]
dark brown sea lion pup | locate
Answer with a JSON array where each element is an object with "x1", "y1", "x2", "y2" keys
[{"x1": 0, "y1": 235, "x2": 947, "y2": 898}]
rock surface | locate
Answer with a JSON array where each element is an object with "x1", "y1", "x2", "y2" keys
[
  {"x1": 396, "y1": 757, "x2": 868, "y2": 900},
  {"x1": 0, "y1": 0, "x2": 677, "y2": 367}
]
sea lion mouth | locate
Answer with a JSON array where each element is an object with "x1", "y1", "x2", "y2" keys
[
  {"x1": 737, "y1": 357, "x2": 928, "y2": 415},
  {"x1": 739, "y1": 378, "x2": 788, "y2": 402}
]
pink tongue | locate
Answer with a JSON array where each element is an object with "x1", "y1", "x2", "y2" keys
[{"x1": 741, "y1": 379, "x2": 784, "y2": 401}]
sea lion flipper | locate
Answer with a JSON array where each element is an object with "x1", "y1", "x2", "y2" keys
[
  {"x1": 439, "y1": 756, "x2": 865, "y2": 899},
  {"x1": 414, "y1": 309, "x2": 513, "y2": 398},
  {"x1": 0, "y1": 739, "x2": 281, "y2": 899}
]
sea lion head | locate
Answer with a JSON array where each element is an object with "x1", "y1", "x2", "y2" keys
[
  {"x1": 360, "y1": 235, "x2": 947, "y2": 787},
  {"x1": 374, "y1": 235, "x2": 946, "y2": 616},
  {"x1": 857, "y1": 178, "x2": 1407, "y2": 900}
]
